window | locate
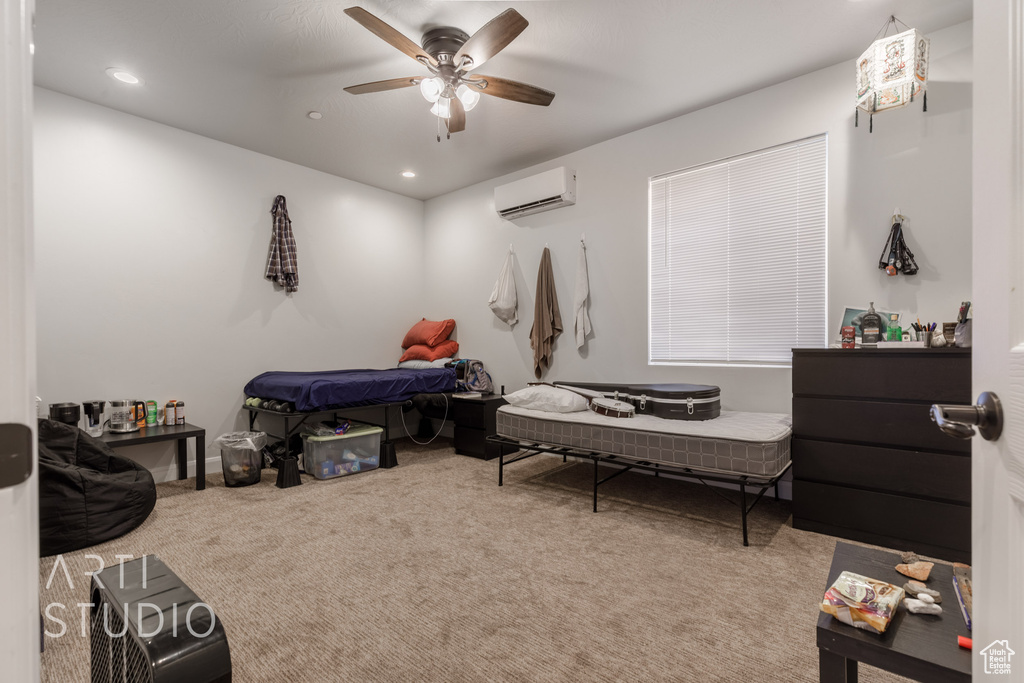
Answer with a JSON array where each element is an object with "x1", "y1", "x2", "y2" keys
[{"x1": 649, "y1": 134, "x2": 827, "y2": 366}]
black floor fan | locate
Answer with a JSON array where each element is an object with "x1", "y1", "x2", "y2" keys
[{"x1": 90, "y1": 556, "x2": 231, "y2": 683}]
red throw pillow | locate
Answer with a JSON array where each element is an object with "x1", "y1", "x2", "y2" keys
[
  {"x1": 402, "y1": 318, "x2": 455, "y2": 349},
  {"x1": 399, "y1": 340, "x2": 459, "y2": 363}
]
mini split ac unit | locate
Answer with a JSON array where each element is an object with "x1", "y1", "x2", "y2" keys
[{"x1": 494, "y1": 167, "x2": 576, "y2": 220}]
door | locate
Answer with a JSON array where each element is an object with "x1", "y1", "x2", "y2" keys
[
  {"x1": 0, "y1": 0, "x2": 39, "y2": 680},
  {"x1": 972, "y1": 1, "x2": 1024, "y2": 676}
]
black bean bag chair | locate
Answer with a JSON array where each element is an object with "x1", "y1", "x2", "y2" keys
[{"x1": 38, "y1": 419, "x2": 157, "y2": 556}]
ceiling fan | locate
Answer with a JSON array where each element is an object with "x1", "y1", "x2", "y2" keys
[{"x1": 343, "y1": 6, "x2": 555, "y2": 140}]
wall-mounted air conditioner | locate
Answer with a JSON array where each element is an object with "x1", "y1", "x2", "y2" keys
[{"x1": 494, "y1": 167, "x2": 576, "y2": 220}]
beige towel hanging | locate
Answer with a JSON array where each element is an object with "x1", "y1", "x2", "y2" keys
[{"x1": 530, "y1": 247, "x2": 562, "y2": 378}]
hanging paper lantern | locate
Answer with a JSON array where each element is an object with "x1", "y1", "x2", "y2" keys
[{"x1": 856, "y1": 27, "x2": 929, "y2": 129}]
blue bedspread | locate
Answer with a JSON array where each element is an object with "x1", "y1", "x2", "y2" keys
[{"x1": 243, "y1": 368, "x2": 457, "y2": 412}]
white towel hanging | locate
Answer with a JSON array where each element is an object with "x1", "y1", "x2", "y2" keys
[
  {"x1": 488, "y1": 249, "x2": 518, "y2": 327},
  {"x1": 574, "y1": 240, "x2": 592, "y2": 349}
]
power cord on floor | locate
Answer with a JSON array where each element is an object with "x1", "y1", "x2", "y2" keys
[{"x1": 399, "y1": 394, "x2": 449, "y2": 445}]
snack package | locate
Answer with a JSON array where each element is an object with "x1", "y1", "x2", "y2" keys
[{"x1": 821, "y1": 571, "x2": 905, "y2": 634}]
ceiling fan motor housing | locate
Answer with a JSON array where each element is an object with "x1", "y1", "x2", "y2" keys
[{"x1": 421, "y1": 27, "x2": 470, "y2": 65}]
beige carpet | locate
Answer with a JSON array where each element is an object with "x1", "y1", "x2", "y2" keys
[{"x1": 40, "y1": 441, "x2": 910, "y2": 682}]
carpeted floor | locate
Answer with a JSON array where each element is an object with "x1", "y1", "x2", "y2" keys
[{"x1": 39, "y1": 441, "x2": 911, "y2": 682}]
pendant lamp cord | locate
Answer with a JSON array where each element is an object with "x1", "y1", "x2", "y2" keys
[{"x1": 873, "y1": 14, "x2": 912, "y2": 42}]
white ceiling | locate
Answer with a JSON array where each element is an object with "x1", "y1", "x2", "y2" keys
[{"x1": 33, "y1": 0, "x2": 972, "y2": 200}]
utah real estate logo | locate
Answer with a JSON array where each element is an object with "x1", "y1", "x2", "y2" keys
[{"x1": 980, "y1": 640, "x2": 1015, "y2": 675}]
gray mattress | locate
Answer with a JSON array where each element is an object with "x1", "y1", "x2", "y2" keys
[{"x1": 496, "y1": 406, "x2": 792, "y2": 478}]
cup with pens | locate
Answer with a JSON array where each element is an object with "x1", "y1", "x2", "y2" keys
[
  {"x1": 954, "y1": 301, "x2": 972, "y2": 348},
  {"x1": 911, "y1": 319, "x2": 936, "y2": 347}
]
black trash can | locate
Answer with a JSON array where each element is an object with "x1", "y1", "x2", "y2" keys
[{"x1": 214, "y1": 431, "x2": 267, "y2": 487}]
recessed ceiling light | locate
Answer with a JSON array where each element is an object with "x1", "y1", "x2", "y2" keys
[
  {"x1": 307, "y1": 111, "x2": 323, "y2": 120},
  {"x1": 401, "y1": 171, "x2": 416, "y2": 178},
  {"x1": 105, "y1": 68, "x2": 142, "y2": 85}
]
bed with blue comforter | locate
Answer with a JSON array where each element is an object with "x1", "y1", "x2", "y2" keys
[{"x1": 243, "y1": 367, "x2": 457, "y2": 412}]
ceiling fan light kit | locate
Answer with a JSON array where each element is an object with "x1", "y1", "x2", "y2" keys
[
  {"x1": 455, "y1": 84, "x2": 480, "y2": 111},
  {"x1": 419, "y1": 76, "x2": 444, "y2": 103},
  {"x1": 430, "y1": 97, "x2": 451, "y2": 119},
  {"x1": 343, "y1": 6, "x2": 555, "y2": 140}
]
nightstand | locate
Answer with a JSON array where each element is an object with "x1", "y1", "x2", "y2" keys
[{"x1": 453, "y1": 394, "x2": 517, "y2": 460}]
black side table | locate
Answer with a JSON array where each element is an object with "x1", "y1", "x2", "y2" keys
[
  {"x1": 817, "y1": 541, "x2": 971, "y2": 682},
  {"x1": 453, "y1": 394, "x2": 517, "y2": 460},
  {"x1": 101, "y1": 423, "x2": 207, "y2": 491}
]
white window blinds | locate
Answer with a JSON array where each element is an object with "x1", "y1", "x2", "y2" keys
[{"x1": 649, "y1": 134, "x2": 827, "y2": 366}]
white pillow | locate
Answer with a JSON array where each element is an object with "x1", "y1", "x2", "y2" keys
[
  {"x1": 398, "y1": 357, "x2": 453, "y2": 370},
  {"x1": 504, "y1": 385, "x2": 588, "y2": 413}
]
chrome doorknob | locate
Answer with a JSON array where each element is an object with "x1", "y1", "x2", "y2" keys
[{"x1": 930, "y1": 391, "x2": 1003, "y2": 441}]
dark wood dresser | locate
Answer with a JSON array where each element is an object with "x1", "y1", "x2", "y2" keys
[{"x1": 791, "y1": 348, "x2": 972, "y2": 562}]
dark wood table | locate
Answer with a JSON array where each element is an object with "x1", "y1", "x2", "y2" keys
[
  {"x1": 817, "y1": 541, "x2": 971, "y2": 682},
  {"x1": 100, "y1": 423, "x2": 206, "y2": 491}
]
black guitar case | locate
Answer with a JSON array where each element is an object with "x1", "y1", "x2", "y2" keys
[{"x1": 554, "y1": 381, "x2": 720, "y2": 421}]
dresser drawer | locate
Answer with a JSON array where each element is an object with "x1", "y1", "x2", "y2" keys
[
  {"x1": 792, "y1": 351, "x2": 971, "y2": 403},
  {"x1": 454, "y1": 426, "x2": 516, "y2": 460},
  {"x1": 792, "y1": 480, "x2": 970, "y2": 555},
  {"x1": 792, "y1": 397, "x2": 970, "y2": 454},
  {"x1": 454, "y1": 426, "x2": 486, "y2": 454},
  {"x1": 792, "y1": 438, "x2": 970, "y2": 503},
  {"x1": 452, "y1": 397, "x2": 505, "y2": 432}
]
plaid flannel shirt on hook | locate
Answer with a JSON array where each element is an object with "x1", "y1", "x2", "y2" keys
[{"x1": 265, "y1": 195, "x2": 299, "y2": 292}]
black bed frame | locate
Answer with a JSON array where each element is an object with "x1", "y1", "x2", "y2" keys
[
  {"x1": 489, "y1": 434, "x2": 791, "y2": 546},
  {"x1": 244, "y1": 401, "x2": 412, "y2": 469}
]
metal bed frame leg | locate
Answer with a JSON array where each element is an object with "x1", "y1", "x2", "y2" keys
[
  {"x1": 499, "y1": 452, "x2": 504, "y2": 486},
  {"x1": 740, "y1": 482, "x2": 749, "y2": 547},
  {"x1": 774, "y1": 483, "x2": 780, "y2": 501},
  {"x1": 593, "y1": 458, "x2": 599, "y2": 513}
]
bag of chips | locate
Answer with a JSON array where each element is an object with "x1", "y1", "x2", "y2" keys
[{"x1": 821, "y1": 571, "x2": 905, "y2": 634}]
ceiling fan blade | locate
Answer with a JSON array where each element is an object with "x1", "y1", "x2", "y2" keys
[
  {"x1": 447, "y1": 97, "x2": 466, "y2": 133},
  {"x1": 344, "y1": 7, "x2": 438, "y2": 68},
  {"x1": 454, "y1": 9, "x2": 528, "y2": 71},
  {"x1": 344, "y1": 77, "x2": 421, "y2": 95},
  {"x1": 464, "y1": 75, "x2": 555, "y2": 106}
]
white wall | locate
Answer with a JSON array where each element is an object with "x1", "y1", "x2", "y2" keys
[
  {"x1": 423, "y1": 21, "x2": 973, "y2": 414},
  {"x1": 34, "y1": 88, "x2": 425, "y2": 480}
]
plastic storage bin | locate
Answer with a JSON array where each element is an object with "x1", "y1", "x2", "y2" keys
[
  {"x1": 215, "y1": 431, "x2": 267, "y2": 487},
  {"x1": 302, "y1": 425, "x2": 382, "y2": 480}
]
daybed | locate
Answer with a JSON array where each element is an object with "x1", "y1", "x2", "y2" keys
[{"x1": 490, "y1": 405, "x2": 792, "y2": 545}]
